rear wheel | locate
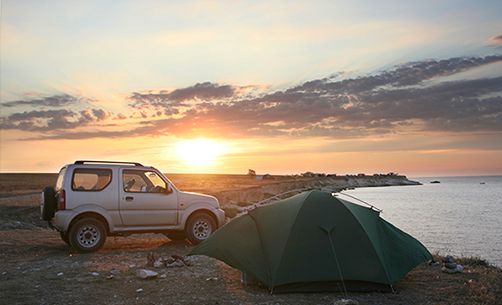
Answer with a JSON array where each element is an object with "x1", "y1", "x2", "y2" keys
[
  {"x1": 185, "y1": 213, "x2": 216, "y2": 245},
  {"x1": 69, "y1": 218, "x2": 107, "y2": 253}
]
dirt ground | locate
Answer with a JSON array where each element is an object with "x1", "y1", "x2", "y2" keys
[{"x1": 1, "y1": 175, "x2": 501, "y2": 305}]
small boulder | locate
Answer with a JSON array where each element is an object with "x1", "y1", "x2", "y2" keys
[{"x1": 136, "y1": 269, "x2": 158, "y2": 279}]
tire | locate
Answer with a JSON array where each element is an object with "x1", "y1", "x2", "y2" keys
[
  {"x1": 165, "y1": 231, "x2": 186, "y2": 241},
  {"x1": 42, "y1": 187, "x2": 57, "y2": 220},
  {"x1": 185, "y1": 212, "x2": 216, "y2": 245},
  {"x1": 60, "y1": 231, "x2": 70, "y2": 245},
  {"x1": 68, "y1": 218, "x2": 107, "y2": 253}
]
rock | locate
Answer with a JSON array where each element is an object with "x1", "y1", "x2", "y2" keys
[
  {"x1": 153, "y1": 259, "x2": 164, "y2": 268},
  {"x1": 90, "y1": 272, "x2": 99, "y2": 276},
  {"x1": 429, "y1": 260, "x2": 440, "y2": 267},
  {"x1": 160, "y1": 274, "x2": 167, "y2": 279},
  {"x1": 106, "y1": 275, "x2": 114, "y2": 280},
  {"x1": 136, "y1": 288, "x2": 143, "y2": 293},
  {"x1": 146, "y1": 252, "x2": 156, "y2": 267},
  {"x1": 57, "y1": 272, "x2": 63, "y2": 276},
  {"x1": 206, "y1": 277, "x2": 218, "y2": 281},
  {"x1": 172, "y1": 255, "x2": 191, "y2": 266},
  {"x1": 442, "y1": 255, "x2": 461, "y2": 271},
  {"x1": 136, "y1": 269, "x2": 158, "y2": 279},
  {"x1": 166, "y1": 260, "x2": 185, "y2": 268},
  {"x1": 442, "y1": 264, "x2": 464, "y2": 273},
  {"x1": 333, "y1": 299, "x2": 359, "y2": 305},
  {"x1": 444, "y1": 262, "x2": 457, "y2": 269}
]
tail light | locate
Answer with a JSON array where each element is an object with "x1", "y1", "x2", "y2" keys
[{"x1": 58, "y1": 190, "x2": 66, "y2": 210}]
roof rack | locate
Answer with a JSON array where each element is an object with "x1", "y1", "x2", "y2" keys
[{"x1": 74, "y1": 160, "x2": 143, "y2": 166}]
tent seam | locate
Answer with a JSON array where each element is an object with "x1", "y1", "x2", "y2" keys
[
  {"x1": 248, "y1": 211, "x2": 275, "y2": 289},
  {"x1": 272, "y1": 190, "x2": 316, "y2": 286},
  {"x1": 337, "y1": 199, "x2": 393, "y2": 285}
]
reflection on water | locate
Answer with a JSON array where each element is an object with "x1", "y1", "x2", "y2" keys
[{"x1": 344, "y1": 176, "x2": 502, "y2": 267}]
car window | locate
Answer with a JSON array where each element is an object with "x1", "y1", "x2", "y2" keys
[
  {"x1": 123, "y1": 170, "x2": 167, "y2": 193},
  {"x1": 55, "y1": 167, "x2": 67, "y2": 191},
  {"x1": 72, "y1": 168, "x2": 112, "y2": 191}
]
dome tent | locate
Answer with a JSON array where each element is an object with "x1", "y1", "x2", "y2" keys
[{"x1": 191, "y1": 190, "x2": 431, "y2": 292}]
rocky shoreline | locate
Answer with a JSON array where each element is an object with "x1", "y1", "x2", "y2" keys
[{"x1": 213, "y1": 174, "x2": 420, "y2": 217}]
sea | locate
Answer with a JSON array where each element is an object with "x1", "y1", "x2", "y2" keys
[{"x1": 342, "y1": 176, "x2": 502, "y2": 267}]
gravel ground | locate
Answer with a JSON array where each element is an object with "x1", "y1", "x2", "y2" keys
[{"x1": 1, "y1": 189, "x2": 501, "y2": 305}]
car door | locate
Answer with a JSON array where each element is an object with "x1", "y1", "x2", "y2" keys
[{"x1": 119, "y1": 169, "x2": 178, "y2": 226}]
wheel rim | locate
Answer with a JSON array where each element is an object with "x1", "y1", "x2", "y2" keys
[
  {"x1": 76, "y1": 224, "x2": 101, "y2": 248},
  {"x1": 192, "y1": 219, "x2": 212, "y2": 240}
]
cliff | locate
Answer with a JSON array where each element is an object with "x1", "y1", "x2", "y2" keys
[{"x1": 214, "y1": 174, "x2": 420, "y2": 216}]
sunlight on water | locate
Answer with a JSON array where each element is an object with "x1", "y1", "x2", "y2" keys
[{"x1": 344, "y1": 176, "x2": 502, "y2": 266}]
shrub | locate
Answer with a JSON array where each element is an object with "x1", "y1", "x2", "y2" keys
[{"x1": 222, "y1": 207, "x2": 239, "y2": 218}]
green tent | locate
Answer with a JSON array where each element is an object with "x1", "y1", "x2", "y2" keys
[{"x1": 191, "y1": 190, "x2": 431, "y2": 292}]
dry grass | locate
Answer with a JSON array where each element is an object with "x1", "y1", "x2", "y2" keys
[
  {"x1": 0, "y1": 173, "x2": 306, "y2": 196},
  {"x1": 221, "y1": 206, "x2": 239, "y2": 218},
  {"x1": 0, "y1": 173, "x2": 57, "y2": 196}
]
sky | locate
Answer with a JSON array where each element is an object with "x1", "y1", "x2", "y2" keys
[{"x1": 1, "y1": 0, "x2": 502, "y2": 176}]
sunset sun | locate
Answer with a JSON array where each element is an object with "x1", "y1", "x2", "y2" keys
[{"x1": 175, "y1": 139, "x2": 227, "y2": 167}]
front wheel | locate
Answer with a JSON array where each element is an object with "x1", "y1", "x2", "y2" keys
[
  {"x1": 69, "y1": 218, "x2": 107, "y2": 253},
  {"x1": 185, "y1": 213, "x2": 216, "y2": 245}
]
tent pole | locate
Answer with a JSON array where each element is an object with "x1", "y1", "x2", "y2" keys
[{"x1": 326, "y1": 229, "x2": 348, "y2": 299}]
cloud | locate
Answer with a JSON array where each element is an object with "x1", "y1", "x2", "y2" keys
[
  {"x1": 489, "y1": 34, "x2": 502, "y2": 45},
  {"x1": 1, "y1": 94, "x2": 87, "y2": 108},
  {"x1": 0, "y1": 108, "x2": 111, "y2": 131},
  {"x1": 128, "y1": 82, "x2": 236, "y2": 112},
  {"x1": 3, "y1": 56, "x2": 502, "y2": 140},
  {"x1": 133, "y1": 56, "x2": 502, "y2": 138}
]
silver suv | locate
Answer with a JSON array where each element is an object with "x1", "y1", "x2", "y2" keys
[{"x1": 41, "y1": 160, "x2": 225, "y2": 252}]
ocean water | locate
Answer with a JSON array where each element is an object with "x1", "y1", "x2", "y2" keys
[{"x1": 342, "y1": 176, "x2": 502, "y2": 267}]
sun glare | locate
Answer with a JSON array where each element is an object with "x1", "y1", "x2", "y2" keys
[{"x1": 175, "y1": 139, "x2": 227, "y2": 167}]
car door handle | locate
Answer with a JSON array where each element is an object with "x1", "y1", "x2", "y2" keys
[{"x1": 125, "y1": 196, "x2": 134, "y2": 201}]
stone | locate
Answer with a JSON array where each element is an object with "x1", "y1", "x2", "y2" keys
[
  {"x1": 136, "y1": 269, "x2": 158, "y2": 279},
  {"x1": 153, "y1": 259, "x2": 164, "y2": 268},
  {"x1": 333, "y1": 299, "x2": 359, "y2": 305},
  {"x1": 166, "y1": 260, "x2": 185, "y2": 268},
  {"x1": 442, "y1": 264, "x2": 464, "y2": 274}
]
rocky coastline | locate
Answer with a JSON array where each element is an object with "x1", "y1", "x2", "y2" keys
[{"x1": 213, "y1": 174, "x2": 420, "y2": 217}]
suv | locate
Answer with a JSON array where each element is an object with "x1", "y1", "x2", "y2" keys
[{"x1": 41, "y1": 160, "x2": 225, "y2": 252}]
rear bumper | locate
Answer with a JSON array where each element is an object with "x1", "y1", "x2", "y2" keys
[{"x1": 49, "y1": 210, "x2": 76, "y2": 232}]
